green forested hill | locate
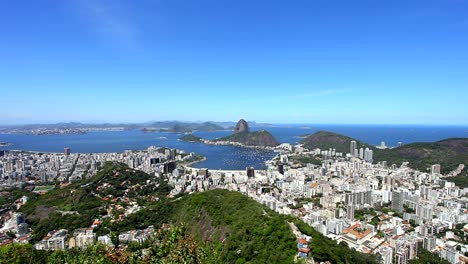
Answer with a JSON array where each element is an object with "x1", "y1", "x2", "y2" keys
[
  {"x1": 172, "y1": 190, "x2": 297, "y2": 263},
  {"x1": 301, "y1": 131, "x2": 468, "y2": 174},
  {"x1": 215, "y1": 130, "x2": 279, "y2": 147},
  {"x1": 373, "y1": 138, "x2": 468, "y2": 173},
  {"x1": 301, "y1": 130, "x2": 371, "y2": 153},
  {"x1": 98, "y1": 189, "x2": 297, "y2": 263}
]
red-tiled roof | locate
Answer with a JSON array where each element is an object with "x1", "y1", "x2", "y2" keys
[
  {"x1": 343, "y1": 223, "x2": 372, "y2": 240},
  {"x1": 297, "y1": 238, "x2": 307, "y2": 244}
]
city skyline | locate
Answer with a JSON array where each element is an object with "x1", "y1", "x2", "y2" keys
[{"x1": 1, "y1": 0, "x2": 468, "y2": 125}]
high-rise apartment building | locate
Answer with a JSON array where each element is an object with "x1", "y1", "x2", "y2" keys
[{"x1": 350, "y1": 141, "x2": 357, "y2": 156}]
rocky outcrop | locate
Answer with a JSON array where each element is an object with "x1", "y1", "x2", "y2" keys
[
  {"x1": 211, "y1": 119, "x2": 279, "y2": 147},
  {"x1": 234, "y1": 119, "x2": 250, "y2": 133}
]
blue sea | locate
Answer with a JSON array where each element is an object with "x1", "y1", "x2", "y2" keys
[{"x1": 1, "y1": 125, "x2": 467, "y2": 170}]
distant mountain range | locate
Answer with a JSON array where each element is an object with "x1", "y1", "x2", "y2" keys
[
  {"x1": 147, "y1": 121, "x2": 224, "y2": 133},
  {"x1": 0, "y1": 120, "x2": 271, "y2": 131},
  {"x1": 301, "y1": 131, "x2": 468, "y2": 173}
]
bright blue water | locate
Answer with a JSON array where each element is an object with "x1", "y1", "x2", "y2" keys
[{"x1": 1, "y1": 125, "x2": 467, "y2": 170}]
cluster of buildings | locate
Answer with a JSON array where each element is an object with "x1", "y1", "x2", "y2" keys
[
  {"x1": 0, "y1": 212, "x2": 29, "y2": 246},
  {"x1": 0, "y1": 146, "x2": 200, "y2": 189},
  {"x1": 33, "y1": 225, "x2": 157, "y2": 251},
  {"x1": 167, "y1": 141, "x2": 468, "y2": 263},
  {"x1": 350, "y1": 140, "x2": 374, "y2": 162},
  {"x1": 118, "y1": 226, "x2": 155, "y2": 244},
  {"x1": 0, "y1": 126, "x2": 126, "y2": 135}
]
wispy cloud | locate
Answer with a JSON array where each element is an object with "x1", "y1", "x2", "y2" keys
[{"x1": 70, "y1": 0, "x2": 138, "y2": 47}]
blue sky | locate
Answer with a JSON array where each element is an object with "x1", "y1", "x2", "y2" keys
[{"x1": 1, "y1": 0, "x2": 467, "y2": 125}]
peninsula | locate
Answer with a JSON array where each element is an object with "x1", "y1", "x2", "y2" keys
[{"x1": 211, "y1": 119, "x2": 279, "y2": 148}]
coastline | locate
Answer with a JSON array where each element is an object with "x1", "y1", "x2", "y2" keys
[
  {"x1": 202, "y1": 139, "x2": 278, "y2": 150},
  {"x1": 182, "y1": 156, "x2": 207, "y2": 167},
  {"x1": 178, "y1": 136, "x2": 279, "y2": 151}
]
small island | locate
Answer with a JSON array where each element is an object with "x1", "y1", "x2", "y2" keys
[{"x1": 179, "y1": 134, "x2": 203, "y2": 142}]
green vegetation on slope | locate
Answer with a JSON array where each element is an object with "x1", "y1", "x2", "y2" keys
[
  {"x1": 99, "y1": 189, "x2": 297, "y2": 263},
  {"x1": 215, "y1": 130, "x2": 279, "y2": 147},
  {"x1": 409, "y1": 247, "x2": 450, "y2": 264},
  {"x1": 20, "y1": 162, "x2": 171, "y2": 241},
  {"x1": 446, "y1": 173, "x2": 468, "y2": 188},
  {"x1": 373, "y1": 138, "x2": 468, "y2": 173},
  {"x1": 172, "y1": 190, "x2": 297, "y2": 263},
  {"x1": 0, "y1": 188, "x2": 38, "y2": 211},
  {"x1": 301, "y1": 130, "x2": 371, "y2": 154},
  {"x1": 289, "y1": 154, "x2": 322, "y2": 166}
]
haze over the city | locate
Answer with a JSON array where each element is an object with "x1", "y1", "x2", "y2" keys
[{"x1": 1, "y1": 0, "x2": 467, "y2": 125}]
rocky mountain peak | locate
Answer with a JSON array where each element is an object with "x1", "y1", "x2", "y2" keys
[{"x1": 234, "y1": 119, "x2": 250, "y2": 133}]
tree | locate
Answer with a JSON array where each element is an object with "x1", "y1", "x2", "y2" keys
[
  {"x1": 110, "y1": 231, "x2": 119, "y2": 247},
  {"x1": 410, "y1": 247, "x2": 450, "y2": 264},
  {"x1": 6, "y1": 230, "x2": 16, "y2": 238}
]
